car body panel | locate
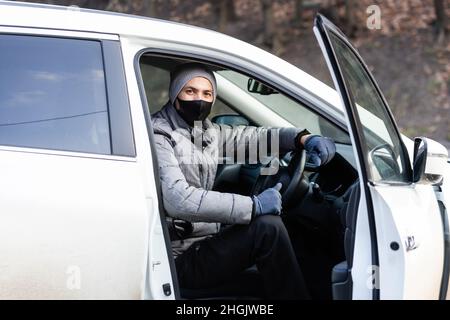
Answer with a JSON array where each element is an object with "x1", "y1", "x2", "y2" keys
[
  {"x1": 0, "y1": 147, "x2": 148, "y2": 299},
  {"x1": 0, "y1": 16, "x2": 175, "y2": 299},
  {"x1": 440, "y1": 161, "x2": 450, "y2": 299},
  {"x1": 370, "y1": 184, "x2": 444, "y2": 299}
]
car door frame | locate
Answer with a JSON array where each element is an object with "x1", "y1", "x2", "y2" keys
[
  {"x1": 0, "y1": 26, "x2": 154, "y2": 299},
  {"x1": 314, "y1": 14, "x2": 448, "y2": 299},
  {"x1": 313, "y1": 14, "x2": 388, "y2": 300},
  {"x1": 130, "y1": 39, "x2": 363, "y2": 298}
]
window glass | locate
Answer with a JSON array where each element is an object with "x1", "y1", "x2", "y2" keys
[
  {"x1": 140, "y1": 58, "x2": 350, "y2": 146},
  {"x1": 328, "y1": 31, "x2": 409, "y2": 182},
  {"x1": 208, "y1": 98, "x2": 238, "y2": 119},
  {"x1": 217, "y1": 70, "x2": 351, "y2": 144},
  {"x1": 140, "y1": 63, "x2": 170, "y2": 114},
  {"x1": 0, "y1": 35, "x2": 110, "y2": 154}
]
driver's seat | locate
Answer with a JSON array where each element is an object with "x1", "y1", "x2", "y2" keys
[
  {"x1": 331, "y1": 181, "x2": 360, "y2": 300},
  {"x1": 179, "y1": 265, "x2": 265, "y2": 300}
]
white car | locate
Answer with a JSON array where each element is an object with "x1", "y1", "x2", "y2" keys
[{"x1": 0, "y1": 1, "x2": 448, "y2": 300}]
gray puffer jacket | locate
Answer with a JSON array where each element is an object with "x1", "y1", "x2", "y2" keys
[{"x1": 151, "y1": 102, "x2": 304, "y2": 256}]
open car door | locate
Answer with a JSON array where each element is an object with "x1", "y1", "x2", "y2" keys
[{"x1": 314, "y1": 14, "x2": 449, "y2": 299}]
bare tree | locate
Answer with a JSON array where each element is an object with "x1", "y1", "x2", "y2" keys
[
  {"x1": 434, "y1": 0, "x2": 448, "y2": 43},
  {"x1": 143, "y1": 0, "x2": 157, "y2": 17},
  {"x1": 344, "y1": 0, "x2": 356, "y2": 37},
  {"x1": 83, "y1": 0, "x2": 107, "y2": 9},
  {"x1": 218, "y1": 0, "x2": 237, "y2": 33},
  {"x1": 260, "y1": 0, "x2": 274, "y2": 48},
  {"x1": 294, "y1": 0, "x2": 304, "y2": 28}
]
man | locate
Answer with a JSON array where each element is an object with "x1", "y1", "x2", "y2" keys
[{"x1": 151, "y1": 63, "x2": 336, "y2": 299}]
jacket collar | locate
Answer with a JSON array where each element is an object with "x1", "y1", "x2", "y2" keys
[
  {"x1": 163, "y1": 101, "x2": 191, "y2": 131},
  {"x1": 161, "y1": 101, "x2": 216, "y2": 146}
]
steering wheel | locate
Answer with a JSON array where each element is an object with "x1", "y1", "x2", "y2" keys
[{"x1": 251, "y1": 149, "x2": 310, "y2": 209}]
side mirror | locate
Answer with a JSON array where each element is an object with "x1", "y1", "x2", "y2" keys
[
  {"x1": 368, "y1": 143, "x2": 401, "y2": 181},
  {"x1": 247, "y1": 78, "x2": 278, "y2": 95},
  {"x1": 413, "y1": 137, "x2": 448, "y2": 185}
]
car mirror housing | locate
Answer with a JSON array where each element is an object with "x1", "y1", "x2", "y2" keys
[
  {"x1": 247, "y1": 78, "x2": 278, "y2": 95},
  {"x1": 413, "y1": 137, "x2": 448, "y2": 185}
]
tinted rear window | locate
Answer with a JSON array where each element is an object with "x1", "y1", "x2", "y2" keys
[{"x1": 0, "y1": 35, "x2": 111, "y2": 154}]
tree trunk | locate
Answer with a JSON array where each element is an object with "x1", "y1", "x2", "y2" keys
[
  {"x1": 261, "y1": 0, "x2": 274, "y2": 49},
  {"x1": 294, "y1": 0, "x2": 304, "y2": 28},
  {"x1": 218, "y1": 0, "x2": 228, "y2": 33},
  {"x1": 86, "y1": 0, "x2": 103, "y2": 9},
  {"x1": 345, "y1": 0, "x2": 356, "y2": 36},
  {"x1": 434, "y1": 0, "x2": 448, "y2": 43},
  {"x1": 104, "y1": 0, "x2": 114, "y2": 11},
  {"x1": 143, "y1": 0, "x2": 157, "y2": 17},
  {"x1": 217, "y1": 0, "x2": 237, "y2": 33},
  {"x1": 157, "y1": 0, "x2": 170, "y2": 20}
]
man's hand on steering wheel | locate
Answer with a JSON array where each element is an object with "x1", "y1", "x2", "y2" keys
[
  {"x1": 251, "y1": 133, "x2": 337, "y2": 213},
  {"x1": 299, "y1": 134, "x2": 336, "y2": 167}
]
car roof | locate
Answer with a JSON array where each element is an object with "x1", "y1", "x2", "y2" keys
[
  {"x1": 0, "y1": 0, "x2": 343, "y2": 115},
  {"x1": 0, "y1": 0, "x2": 218, "y2": 37}
]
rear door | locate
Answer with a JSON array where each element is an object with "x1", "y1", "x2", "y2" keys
[
  {"x1": 0, "y1": 29, "x2": 158, "y2": 299},
  {"x1": 314, "y1": 15, "x2": 446, "y2": 299}
]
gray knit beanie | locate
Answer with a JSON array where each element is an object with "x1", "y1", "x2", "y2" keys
[{"x1": 169, "y1": 63, "x2": 217, "y2": 105}]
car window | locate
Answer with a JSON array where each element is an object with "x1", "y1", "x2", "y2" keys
[
  {"x1": 327, "y1": 31, "x2": 409, "y2": 183},
  {"x1": 140, "y1": 63, "x2": 170, "y2": 114},
  {"x1": 0, "y1": 35, "x2": 110, "y2": 154},
  {"x1": 208, "y1": 98, "x2": 238, "y2": 119},
  {"x1": 140, "y1": 57, "x2": 349, "y2": 146},
  {"x1": 217, "y1": 70, "x2": 351, "y2": 144}
]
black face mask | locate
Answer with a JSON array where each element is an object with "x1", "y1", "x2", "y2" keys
[{"x1": 176, "y1": 98, "x2": 213, "y2": 126}]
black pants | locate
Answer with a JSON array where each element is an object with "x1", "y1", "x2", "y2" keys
[{"x1": 175, "y1": 215, "x2": 311, "y2": 300}]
